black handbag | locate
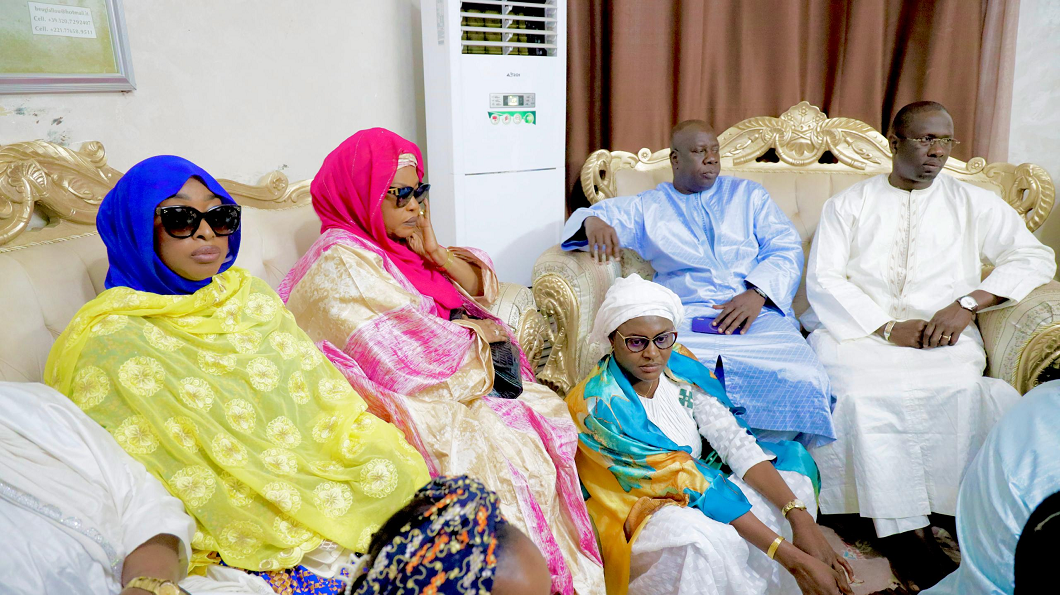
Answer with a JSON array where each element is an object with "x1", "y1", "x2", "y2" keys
[
  {"x1": 450, "y1": 308, "x2": 523, "y2": 399},
  {"x1": 488, "y1": 340, "x2": 524, "y2": 399}
]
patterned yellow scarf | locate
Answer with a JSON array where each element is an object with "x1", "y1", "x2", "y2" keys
[{"x1": 46, "y1": 267, "x2": 430, "y2": 572}]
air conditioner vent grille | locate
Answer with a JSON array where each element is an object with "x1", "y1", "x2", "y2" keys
[{"x1": 459, "y1": 0, "x2": 556, "y2": 56}]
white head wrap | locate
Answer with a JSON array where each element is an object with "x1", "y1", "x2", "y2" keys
[
  {"x1": 397, "y1": 153, "x2": 418, "y2": 170},
  {"x1": 590, "y1": 275, "x2": 685, "y2": 346}
]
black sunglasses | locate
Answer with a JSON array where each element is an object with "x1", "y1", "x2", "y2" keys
[
  {"x1": 155, "y1": 204, "x2": 242, "y2": 239},
  {"x1": 386, "y1": 183, "x2": 431, "y2": 208},
  {"x1": 614, "y1": 330, "x2": 678, "y2": 353}
]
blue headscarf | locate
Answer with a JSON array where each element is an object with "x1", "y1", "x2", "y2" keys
[{"x1": 97, "y1": 155, "x2": 241, "y2": 295}]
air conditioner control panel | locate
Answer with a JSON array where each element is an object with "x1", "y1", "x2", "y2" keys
[{"x1": 489, "y1": 93, "x2": 536, "y2": 108}]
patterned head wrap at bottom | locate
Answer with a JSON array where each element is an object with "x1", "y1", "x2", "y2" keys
[{"x1": 350, "y1": 476, "x2": 505, "y2": 595}]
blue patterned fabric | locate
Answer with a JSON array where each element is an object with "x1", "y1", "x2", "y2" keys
[
  {"x1": 352, "y1": 476, "x2": 503, "y2": 595},
  {"x1": 252, "y1": 565, "x2": 352, "y2": 595},
  {"x1": 563, "y1": 179, "x2": 836, "y2": 446}
]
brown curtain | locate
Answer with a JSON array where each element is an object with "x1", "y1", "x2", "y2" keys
[{"x1": 566, "y1": 0, "x2": 1019, "y2": 211}]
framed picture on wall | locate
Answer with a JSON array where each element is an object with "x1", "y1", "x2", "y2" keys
[{"x1": 0, "y1": 0, "x2": 134, "y2": 94}]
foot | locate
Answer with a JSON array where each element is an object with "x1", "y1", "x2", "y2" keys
[{"x1": 877, "y1": 528, "x2": 956, "y2": 592}]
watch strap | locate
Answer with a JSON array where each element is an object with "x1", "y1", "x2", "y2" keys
[{"x1": 750, "y1": 286, "x2": 768, "y2": 300}]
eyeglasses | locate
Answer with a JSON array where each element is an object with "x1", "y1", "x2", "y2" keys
[
  {"x1": 614, "y1": 329, "x2": 678, "y2": 353},
  {"x1": 386, "y1": 183, "x2": 431, "y2": 208},
  {"x1": 898, "y1": 136, "x2": 960, "y2": 150},
  {"x1": 154, "y1": 204, "x2": 242, "y2": 239}
]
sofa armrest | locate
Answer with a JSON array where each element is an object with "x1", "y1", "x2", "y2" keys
[
  {"x1": 485, "y1": 281, "x2": 549, "y2": 371},
  {"x1": 531, "y1": 245, "x2": 621, "y2": 394},
  {"x1": 978, "y1": 280, "x2": 1060, "y2": 393}
]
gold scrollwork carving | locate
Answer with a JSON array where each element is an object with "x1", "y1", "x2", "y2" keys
[
  {"x1": 0, "y1": 140, "x2": 120, "y2": 247},
  {"x1": 580, "y1": 149, "x2": 617, "y2": 205},
  {"x1": 718, "y1": 101, "x2": 891, "y2": 168},
  {"x1": 944, "y1": 160, "x2": 1054, "y2": 232},
  {"x1": 1017, "y1": 323, "x2": 1060, "y2": 393},
  {"x1": 0, "y1": 140, "x2": 313, "y2": 250},
  {"x1": 218, "y1": 173, "x2": 311, "y2": 209},
  {"x1": 532, "y1": 273, "x2": 581, "y2": 395},
  {"x1": 517, "y1": 307, "x2": 549, "y2": 373}
]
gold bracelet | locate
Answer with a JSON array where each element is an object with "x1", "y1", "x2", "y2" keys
[
  {"x1": 767, "y1": 535, "x2": 785, "y2": 560},
  {"x1": 436, "y1": 247, "x2": 454, "y2": 269}
]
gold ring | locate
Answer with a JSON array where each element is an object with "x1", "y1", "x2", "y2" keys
[{"x1": 942, "y1": 334, "x2": 952, "y2": 340}]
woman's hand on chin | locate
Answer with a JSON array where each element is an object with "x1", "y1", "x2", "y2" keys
[
  {"x1": 407, "y1": 228, "x2": 448, "y2": 267},
  {"x1": 408, "y1": 199, "x2": 448, "y2": 266}
]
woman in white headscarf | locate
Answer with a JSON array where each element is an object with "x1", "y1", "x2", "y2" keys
[{"x1": 566, "y1": 275, "x2": 853, "y2": 595}]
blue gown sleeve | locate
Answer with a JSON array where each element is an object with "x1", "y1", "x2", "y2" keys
[
  {"x1": 743, "y1": 186, "x2": 804, "y2": 314},
  {"x1": 561, "y1": 194, "x2": 646, "y2": 253},
  {"x1": 685, "y1": 473, "x2": 753, "y2": 524}
]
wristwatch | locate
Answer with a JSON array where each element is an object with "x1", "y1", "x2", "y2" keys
[
  {"x1": 124, "y1": 577, "x2": 185, "y2": 595},
  {"x1": 781, "y1": 498, "x2": 808, "y2": 518},
  {"x1": 749, "y1": 286, "x2": 768, "y2": 301},
  {"x1": 957, "y1": 295, "x2": 979, "y2": 313}
]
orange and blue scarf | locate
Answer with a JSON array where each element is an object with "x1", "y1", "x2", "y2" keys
[{"x1": 567, "y1": 350, "x2": 819, "y2": 595}]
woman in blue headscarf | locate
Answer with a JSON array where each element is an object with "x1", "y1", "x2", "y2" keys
[{"x1": 46, "y1": 156, "x2": 430, "y2": 594}]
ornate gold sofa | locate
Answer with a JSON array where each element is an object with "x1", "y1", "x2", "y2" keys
[
  {"x1": 0, "y1": 140, "x2": 547, "y2": 383},
  {"x1": 532, "y1": 102, "x2": 1060, "y2": 395}
]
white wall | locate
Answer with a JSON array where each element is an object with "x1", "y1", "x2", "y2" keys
[
  {"x1": 0, "y1": 0, "x2": 427, "y2": 184},
  {"x1": 1010, "y1": 0, "x2": 1060, "y2": 267}
]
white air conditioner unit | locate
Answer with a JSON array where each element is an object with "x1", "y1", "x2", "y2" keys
[{"x1": 420, "y1": 0, "x2": 566, "y2": 286}]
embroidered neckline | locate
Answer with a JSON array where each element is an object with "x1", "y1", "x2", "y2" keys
[{"x1": 0, "y1": 478, "x2": 123, "y2": 577}]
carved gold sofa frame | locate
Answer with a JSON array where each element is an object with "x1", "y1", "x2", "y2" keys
[
  {"x1": 0, "y1": 140, "x2": 547, "y2": 383},
  {"x1": 532, "y1": 102, "x2": 1059, "y2": 396}
]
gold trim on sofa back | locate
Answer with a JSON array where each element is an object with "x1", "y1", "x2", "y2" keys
[
  {"x1": 0, "y1": 140, "x2": 311, "y2": 252},
  {"x1": 580, "y1": 102, "x2": 1055, "y2": 232}
]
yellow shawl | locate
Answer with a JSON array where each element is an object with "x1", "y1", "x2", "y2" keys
[{"x1": 46, "y1": 267, "x2": 429, "y2": 572}]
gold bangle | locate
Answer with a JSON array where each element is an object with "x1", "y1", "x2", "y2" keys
[
  {"x1": 435, "y1": 247, "x2": 454, "y2": 269},
  {"x1": 767, "y1": 535, "x2": 785, "y2": 560}
]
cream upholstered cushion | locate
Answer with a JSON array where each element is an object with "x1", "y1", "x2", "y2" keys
[{"x1": 978, "y1": 280, "x2": 1060, "y2": 393}]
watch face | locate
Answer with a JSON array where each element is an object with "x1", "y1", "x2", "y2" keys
[{"x1": 960, "y1": 296, "x2": 978, "y2": 311}]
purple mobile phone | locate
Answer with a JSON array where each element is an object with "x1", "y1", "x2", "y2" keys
[{"x1": 691, "y1": 315, "x2": 743, "y2": 335}]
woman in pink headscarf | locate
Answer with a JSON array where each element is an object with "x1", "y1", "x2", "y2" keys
[{"x1": 279, "y1": 129, "x2": 604, "y2": 595}]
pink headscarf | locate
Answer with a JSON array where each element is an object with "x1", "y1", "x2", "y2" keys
[{"x1": 311, "y1": 128, "x2": 464, "y2": 317}]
